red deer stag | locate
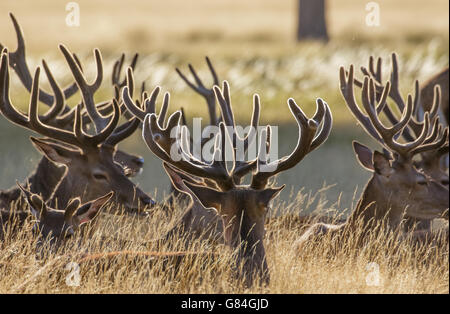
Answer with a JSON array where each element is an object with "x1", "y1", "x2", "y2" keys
[
  {"x1": 0, "y1": 13, "x2": 146, "y2": 178},
  {"x1": 352, "y1": 53, "x2": 449, "y2": 188},
  {"x1": 294, "y1": 66, "x2": 449, "y2": 251},
  {"x1": 0, "y1": 49, "x2": 154, "y2": 212},
  {"x1": 141, "y1": 80, "x2": 332, "y2": 286}
]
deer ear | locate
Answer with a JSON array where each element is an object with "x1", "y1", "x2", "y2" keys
[
  {"x1": 162, "y1": 162, "x2": 202, "y2": 193},
  {"x1": 183, "y1": 181, "x2": 224, "y2": 210},
  {"x1": 64, "y1": 198, "x2": 81, "y2": 222},
  {"x1": 30, "y1": 137, "x2": 75, "y2": 165},
  {"x1": 353, "y1": 141, "x2": 374, "y2": 171},
  {"x1": 373, "y1": 151, "x2": 393, "y2": 177},
  {"x1": 74, "y1": 192, "x2": 113, "y2": 226},
  {"x1": 259, "y1": 185, "x2": 285, "y2": 206},
  {"x1": 16, "y1": 181, "x2": 47, "y2": 219}
]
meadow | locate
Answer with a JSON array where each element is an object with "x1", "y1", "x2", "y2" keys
[{"x1": 0, "y1": 0, "x2": 448, "y2": 293}]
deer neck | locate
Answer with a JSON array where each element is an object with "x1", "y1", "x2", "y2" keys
[
  {"x1": 226, "y1": 211, "x2": 269, "y2": 286},
  {"x1": 0, "y1": 157, "x2": 65, "y2": 208},
  {"x1": 347, "y1": 176, "x2": 395, "y2": 229}
]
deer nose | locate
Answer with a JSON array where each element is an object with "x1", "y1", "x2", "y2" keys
[
  {"x1": 134, "y1": 157, "x2": 145, "y2": 167},
  {"x1": 140, "y1": 196, "x2": 156, "y2": 208}
]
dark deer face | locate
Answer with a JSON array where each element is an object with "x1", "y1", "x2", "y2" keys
[
  {"x1": 354, "y1": 142, "x2": 449, "y2": 223},
  {"x1": 415, "y1": 152, "x2": 449, "y2": 188},
  {"x1": 30, "y1": 138, "x2": 154, "y2": 212},
  {"x1": 183, "y1": 182, "x2": 283, "y2": 284},
  {"x1": 18, "y1": 184, "x2": 112, "y2": 250},
  {"x1": 183, "y1": 183, "x2": 282, "y2": 249}
]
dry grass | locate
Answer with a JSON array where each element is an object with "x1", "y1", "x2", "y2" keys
[{"x1": 1, "y1": 189, "x2": 448, "y2": 294}]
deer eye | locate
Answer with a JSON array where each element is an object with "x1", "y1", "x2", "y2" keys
[
  {"x1": 417, "y1": 180, "x2": 428, "y2": 186},
  {"x1": 93, "y1": 173, "x2": 108, "y2": 181}
]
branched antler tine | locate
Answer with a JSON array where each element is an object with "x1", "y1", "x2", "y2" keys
[
  {"x1": 175, "y1": 67, "x2": 199, "y2": 92},
  {"x1": 188, "y1": 64, "x2": 205, "y2": 88},
  {"x1": 87, "y1": 99, "x2": 120, "y2": 145},
  {"x1": 141, "y1": 81, "x2": 146, "y2": 96},
  {"x1": 272, "y1": 101, "x2": 314, "y2": 170},
  {"x1": 213, "y1": 84, "x2": 234, "y2": 128},
  {"x1": 256, "y1": 127, "x2": 269, "y2": 167},
  {"x1": 6, "y1": 14, "x2": 78, "y2": 107},
  {"x1": 125, "y1": 66, "x2": 135, "y2": 99},
  {"x1": 363, "y1": 55, "x2": 383, "y2": 83},
  {"x1": 59, "y1": 44, "x2": 106, "y2": 131},
  {"x1": 310, "y1": 99, "x2": 333, "y2": 151},
  {"x1": 388, "y1": 52, "x2": 407, "y2": 110},
  {"x1": 242, "y1": 94, "x2": 261, "y2": 151},
  {"x1": 222, "y1": 81, "x2": 234, "y2": 123},
  {"x1": 104, "y1": 117, "x2": 140, "y2": 147},
  {"x1": 205, "y1": 56, "x2": 219, "y2": 86},
  {"x1": 144, "y1": 86, "x2": 161, "y2": 116},
  {"x1": 122, "y1": 86, "x2": 149, "y2": 121},
  {"x1": 311, "y1": 96, "x2": 325, "y2": 122},
  {"x1": 251, "y1": 99, "x2": 318, "y2": 189},
  {"x1": 180, "y1": 125, "x2": 191, "y2": 155},
  {"x1": 7, "y1": 13, "x2": 31, "y2": 89},
  {"x1": 152, "y1": 111, "x2": 182, "y2": 154},
  {"x1": 411, "y1": 126, "x2": 448, "y2": 156},
  {"x1": 218, "y1": 123, "x2": 228, "y2": 168},
  {"x1": 339, "y1": 66, "x2": 383, "y2": 143},
  {"x1": 179, "y1": 125, "x2": 207, "y2": 166},
  {"x1": 112, "y1": 53, "x2": 125, "y2": 86},
  {"x1": 412, "y1": 80, "x2": 421, "y2": 116},
  {"x1": 141, "y1": 91, "x2": 149, "y2": 104},
  {"x1": 39, "y1": 59, "x2": 65, "y2": 122},
  {"x1": 429, "y1": 85, "x2": 441, "y2": 122},
  {"x1": 373, "y1": 56, "x2": 382, "y2": 83},
  {"x1": 143, "y1": 113, "x2": 230, "y2": 184},
  {"x1": 158, "y1": 92, "x2": 170, "y2": 127},
  {"x1": 362, "y1": 78, "x2": 413, "y2": 144},
  {"x1": 389, "y1": 111, "x2": 430, "y2": 158},
  {"x1": 180, "y1": 107, "x2": 188, "y2": 126},
  {"x1": 371, "y1": 78, "x2": 390, "y2": 115},
  {"x1": 0, "y1": 51, "x2": 29, "y2": 127},
  {"x1": 166, "y1": 110, "x2": 182, "y2": 135},
  {"x1": 422, "y1": 117, "x2": 441, "y2": 145},
  {"x1": 28, "y1": 68, "x2": 80, "y2": 146}
]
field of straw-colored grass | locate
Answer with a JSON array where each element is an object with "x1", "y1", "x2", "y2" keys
[{"x1": 1, "y1": 192, "x2": 448, "y2": 294}]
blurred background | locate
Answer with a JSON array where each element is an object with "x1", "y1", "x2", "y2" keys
[{"x1": 0, "y1": 0, "x2": 448, "y2": 214}]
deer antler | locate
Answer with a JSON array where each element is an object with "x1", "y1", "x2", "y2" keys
[
  {"x1": 0, "y1": 13, "x2": 79, "y2": 112},
  {"x1": 0, "y1": 50, "x2": 138, "y2": 151},
  {"x1": 250, "y1": 97, "x2": 332, "y2": 189},
  {"x1": 340, "y1": 66, "x2": 448, "y2": 161},
  {"x1": 354, "y1": 53, "x2": 441, "y2": 142},
  {"x1": 176, "y1": 57, "x2": 220, "y2": 126},
  {"x1": 142, "y1": 81, "x2": 332, "y2": 191}
]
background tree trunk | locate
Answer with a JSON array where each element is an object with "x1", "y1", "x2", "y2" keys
[{"x1": 296, "y1": 0, "x2": 329, "y2": 42}]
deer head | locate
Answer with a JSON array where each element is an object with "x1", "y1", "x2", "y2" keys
[
  {"x1": 0, "y1": 49, "x2": 154, "y2": 212},
  {"x1": 340, "y1": 65, "x2": 449, "y2": 228},
  {"x1": 17, "y1": 183, "x2": 112, "y2": 250},
  {"x1": 0, "y1": 13, "x2": 145, "y2": 178},
  {"x1": 141, "y1": 81, "x2": 332, "y2": 286},
  {"x1": 352, "y1": 53, "x2": 449, "y2": 188}
]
